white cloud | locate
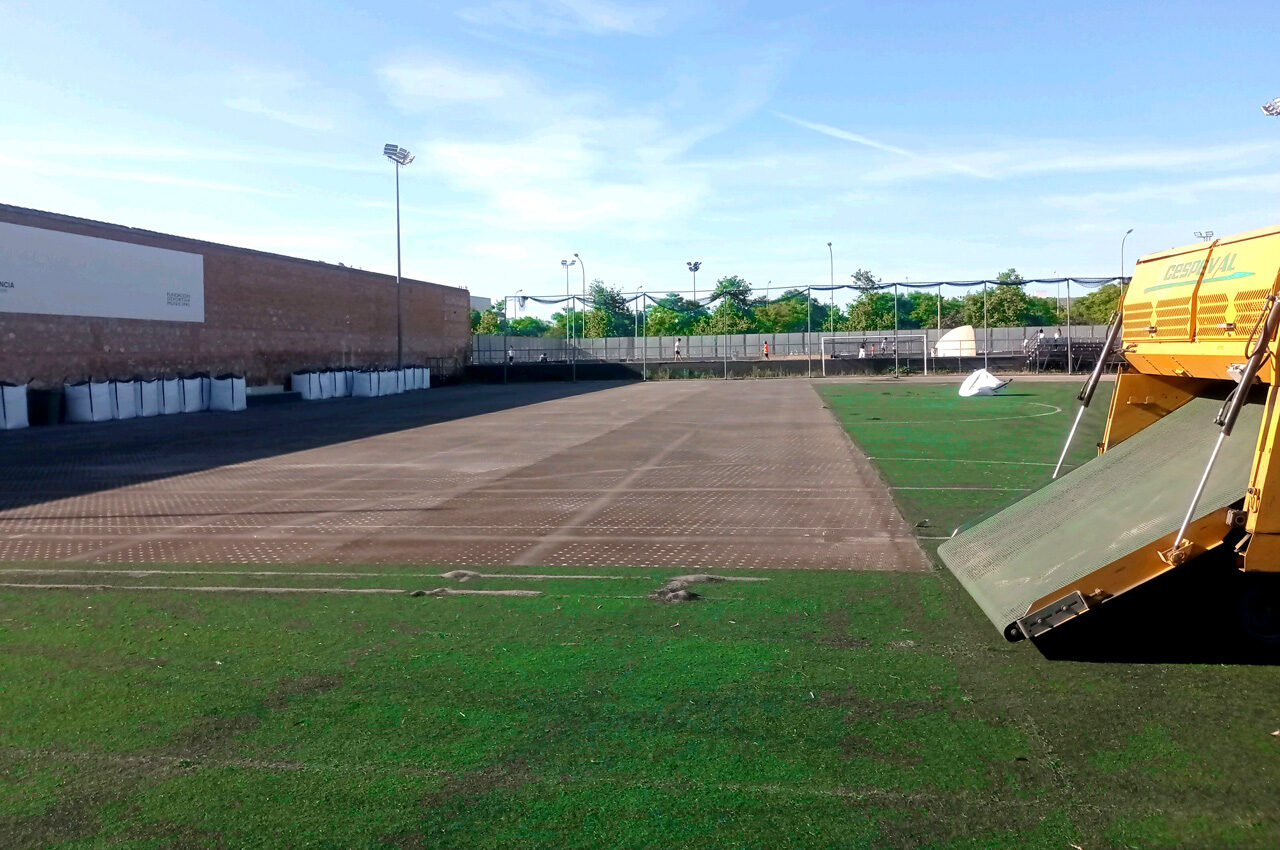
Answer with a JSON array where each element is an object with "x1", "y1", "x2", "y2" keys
[
  {"x1": 378, "y1": 61, "x2": 523, "y2": 109},
  {"x1": 459, "y1": 0, "x2": 665, "y2": 36},
  {"x1": 0, "y1": 154, "x2": 292, "y2": 198},
  {"x1": 220, "y1": 67, "x2": 337, "y2": 132},
  {"x1": 223, "y1": 97, "x2": 333, "y2": 131},
  {"x1": 1043, "y1": 173, "x2": 1280, "y2": 212},
  {"x1": 774, "y1": 112, "x2": 995, "y2": 179}
]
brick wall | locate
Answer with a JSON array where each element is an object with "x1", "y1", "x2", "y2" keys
[{"x1": 0, "y1": 204, "x2": 471, "y2": 387}]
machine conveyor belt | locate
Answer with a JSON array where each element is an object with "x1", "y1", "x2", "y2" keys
[{"x1": 938, "y1": 397, "x2": 1263, "y2": 637}]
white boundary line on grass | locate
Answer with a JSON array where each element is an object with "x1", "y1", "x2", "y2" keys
[
  {"x1": 854, "y1": 401, "x2": 1062, "y2": 425},
  {"x1": 869, "y1": 456, "x2": 1060, "y2": 467}
]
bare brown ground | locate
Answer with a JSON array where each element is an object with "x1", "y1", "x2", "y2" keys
[{"x1": 0, "y1": 380, "x2": 927, "y2": 576}]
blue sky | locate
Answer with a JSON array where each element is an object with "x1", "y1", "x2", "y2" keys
[{"x1": 3, "y1": 0, "x2": 1280, "y2": 312}]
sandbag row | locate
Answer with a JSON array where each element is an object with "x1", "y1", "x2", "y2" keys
[
  {"x1": 64, "y1": 375, "x2": 246, "y2": 423},
  {"x1": 292, "y1": 367, "x2": 430, "y2": 401},
  {"x1": 0, "y1": 382, "x2": 28, "y2": 430}
]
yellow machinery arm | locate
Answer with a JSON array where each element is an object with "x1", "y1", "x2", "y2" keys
[{"x1": 940, "y1": 223, "x2": 1280, "y2": 641}]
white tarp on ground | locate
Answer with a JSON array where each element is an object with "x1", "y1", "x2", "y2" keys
[
  {"x1": 181, "y1": 377, "x2": 206, "y2": 413},
  {"x1": 209, "y1": 375, "x2": 246, "y2": 411},
  {"x1": 65, "y1": 381, "x2": 114, "y2": 422},
  {"x1": 352, "y1": 371, "x2": 376, "y2": 398},
  {"x1": 137, "y1": 379, "x2": 162, "y2": 417},
  {"x1": 959, "y1": 369, "x2": 1011, "y2": 397},
  {"x1": 0, "y1": 383, "x2": 28, "y2": 430},
  {"x1": 161, "y1": 378, "x2": 183, "y2": 415},
  {"x1": 112, "y1": 380, "x2": 138, "y2": 420},
  {"x1": 936, "y1": 325, "x2": 978, "y2": 357}
]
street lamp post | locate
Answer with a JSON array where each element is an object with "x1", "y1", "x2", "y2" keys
[
  {"x1": 807, "y1": 285, "x2": 812, "y2": 378},
  {"x1": 1121, "y1": 228, "x2": 1134, "y2": 293},
  {"x1": 382, "y1": 143, "x2": 415, "y2": 369},
  {"x1": 827, "y1": 242, "x2": 834, "y2": 334},
  {"x1": 562, "y1": 258, "x2": 577, "y2": 382},
  {"x1": 574, "y1": 252, "x2": 586, "y2": 343}
]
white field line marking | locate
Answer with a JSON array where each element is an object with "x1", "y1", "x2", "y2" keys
[
  {"x1": 855, "y1": 401, "x2": 1062, "y2": 425},
  {"x1": 0, "y1": 568, "x2": 626, "y2": 580},
  {"x1": 869, "y1": 456, "x2": 1060, "y2": 467},
  {"x1": 0, "y1": 583, "x2": 541, "y2": 596}
]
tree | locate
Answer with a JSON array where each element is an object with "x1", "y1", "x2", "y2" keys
[
  {"x1": 697, "y1": 299, "x2": 755, "y2": 334},
  {"x1": 645, "y1": 293, "x2": 707, "y2": 336},
  {"x1": 507, "y1": 316, "x2": 550, "y2": 336},
  {"x1": 469, "y1": 309, "x2": 483, "y2": 333},
  {"x1": 583, "y1": 281, "x2": 631, "y2": 337},
  {"x1": 996, "y1": 268, "x2": 1026, "y2": 285},
  {"x1": 961, "y1": 284, "x2": 1037, "y2": 327},
  {"x1": 753, "y1": 294, "x2": 809, "y2": 332},
  {"x1": 846, "y1": 291, "x2": 916, "y2": 331},
  {"x1": 475, "y1": 308, "x2": 503, "y2": 335},
  {"x1": 1072, "y1": 284, "x2": 1122, "y2": 325},
  {"x1": 711, "y1": 275, "x2": 753, "y2": 308},
  {"x1": 850, "y1": 268, "x2": 879, "y2": 290}
]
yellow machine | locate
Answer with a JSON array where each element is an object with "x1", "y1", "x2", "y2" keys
[{"x1": 940, "y1": 224, "x2": 1280, "y2": 643}]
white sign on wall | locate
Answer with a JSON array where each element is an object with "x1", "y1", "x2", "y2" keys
[{"x1": 0, "y1": 221, "x2": 204, "y2": 322}]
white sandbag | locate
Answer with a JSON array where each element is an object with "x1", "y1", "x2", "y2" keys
[
  {"x1": 332, "y1": 370, "x2": 350, "y2": 398},
  {"x1": 421, "y1": 367, "x2": 430, "y2": 390},
  {"x1": 292, "y1": 371, "x2": 321, "y2": 401},
  {"x1": 160, "y1": 378, "x2": 183, "y2": 415},
  {"x1": 375, "y1": 370, "x2": 389, "y2": 396},
  {"x1": 209, "y1": 374, "x2": 247, "y2": 411},
  {"x1": 112, "y1": 380, "x2": 138, "y2": 420},
  {"x1": 0, "y1": 383, "x2": 28, "y2": 430},
  {"x1": 351, "y1": 371, "x2": 376, "y2": 398},
  {"x1": 181, "y1": 376, "x2": 206, "y2": 413},
  {"x1": 958, "y1": 369, "x2": 1010, "y2": 398},
  {"x1": 65, "y1": 380, "x2": 114, "y2": 423},
  {"x1": 400, "y1": 368, "x2": 411, "y2": 392},
  {"x1": 319, "y1": 370, "x2": 335, "y2": 400},
  {"x1": 137, "y1": 379, "x2": 162, "y2": 417}
]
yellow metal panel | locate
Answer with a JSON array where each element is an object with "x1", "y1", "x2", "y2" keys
[
  {"x1": 1101, "y1": 370, "x2": 1208, "y2": 451},
  {"x1": 1124, "y1": 242, "x2": 1216, "y2": 342},
  {"x1": 1194, "y1": 230, "x2": 1280, "y2": 342}
]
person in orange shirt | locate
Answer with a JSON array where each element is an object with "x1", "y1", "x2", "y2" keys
[{"x1": 763, "y1": 341, "x2": 770, "y2": 359}]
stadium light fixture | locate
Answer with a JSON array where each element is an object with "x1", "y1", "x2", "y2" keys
[
  {"x1": 687, "y1": 261, "x2": 701, "y2": 301},
  {"x1": 1121, "y1": 228, "x2": 1134, "y2": 291},
  {"x1": 827, "y1": 242, "x2": 834, "y2": 334},
  {"x1": 562, "y1": 259, "x2": 577, "y2": 381},
  {"x1": 574, "y1": 253, "x2": 586, "y2": 339},
  {"x1": 383, "y1": 143, "x2": 414, "y2": 368},
  {"x1": 1262, "y1": 97, "x2": 1280, "y2": 116},
  {"x1": 1195, "y1": 230, "x2": 1214, "y2": 242}
]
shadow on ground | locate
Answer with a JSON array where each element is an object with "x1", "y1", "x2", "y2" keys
[
  {"x1": 1034, "y1": 553, "x2": 1280, "y2": 665},
  {"x1": 0, "y1": 381, "x2": 624, "y2": 512}
]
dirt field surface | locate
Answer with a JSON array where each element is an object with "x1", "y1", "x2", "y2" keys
[{"x1": 0, "y1": 380, "x2": 926, "y2": 573}]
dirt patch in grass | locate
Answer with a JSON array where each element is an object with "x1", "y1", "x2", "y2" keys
[{"x1": 407, "y1": 587, "x2": 541, "y2": 598}]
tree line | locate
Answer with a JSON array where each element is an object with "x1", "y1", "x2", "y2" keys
[{"x1": 471, "y1": 270, "x2": 1122, "y2": 338}]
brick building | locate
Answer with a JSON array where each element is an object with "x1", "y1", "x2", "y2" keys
[{"x1": 0, "y1": 203, "x2": 470, "y2": 388}]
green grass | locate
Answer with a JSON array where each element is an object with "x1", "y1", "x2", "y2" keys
[{"x1": 3, "y1": 380, "x2": 1280, "y2": 848}]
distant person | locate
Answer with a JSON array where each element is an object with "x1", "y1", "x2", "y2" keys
[
  {"x1": 858, "y1": 344, "x2": 866, "y2": 359},
  {"x1": 1038, "y1": 328, "x2": 1045, "y2": 343},
  {"x1": 538, "y1": 353, "x2": 547, "y2": 362},
  {"x1": 1021, "y1": 337, "x2": 1029, "y2": 352},
  {"x1": 1054, "y1": 328, "x2": 1061, "y2": 340},
  {"x1": 507, "y1": 347, "x2": 515, "y2": 365},
  {"x1": 762, "y1": 341, "x2": 769, "y2": 359},
  {"x1": 674, "y1": 338, "x2": 682, "y2": 359}
]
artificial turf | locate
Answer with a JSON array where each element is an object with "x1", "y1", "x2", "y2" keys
[{"x1": 2, "y1": 379, "x2": 1279, "y2": 848}]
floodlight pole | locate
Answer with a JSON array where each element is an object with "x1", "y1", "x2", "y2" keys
[
  {"x1": 893, "y1": 281, "x2": 899, "y2": 371},
  {"x1": 807, "y1": 285, "x2": 812, "y2": 378},
  {"x1": 1065, "y1": 279, "x2": 1073, "y2": 374},
  {"x1": 563, "y1": 259, "x2": 577, "y2": 383},
  {"x1": 827, "y1": 242, "x2": 834, "y2": 334},
  {"x1": 983, "y1": 282, "x2": 989, "y2": 370},
  {"x1": 575, "y1": 253, "x2": 586, "y2": 342},
  {"x1": 1121, "y1": 228, "x2": 1134, "y2": 295}
]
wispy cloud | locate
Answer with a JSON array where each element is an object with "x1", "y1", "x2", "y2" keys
[
  {"x1": 458, "y1": 0, "x2": 666, "y2": 36},
  {"x1": 774, "y1": 112, "x2": 995, "y2": 179},
  {"x1": 1043, "y1": 173, "x2": 1280, "y2": 212},
  {"x1": 0, "y1": 154, "x2": 292, "y2": 198},
  {"x1": 223, "y1": 97, "x2": 333, "y2": 131}
]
